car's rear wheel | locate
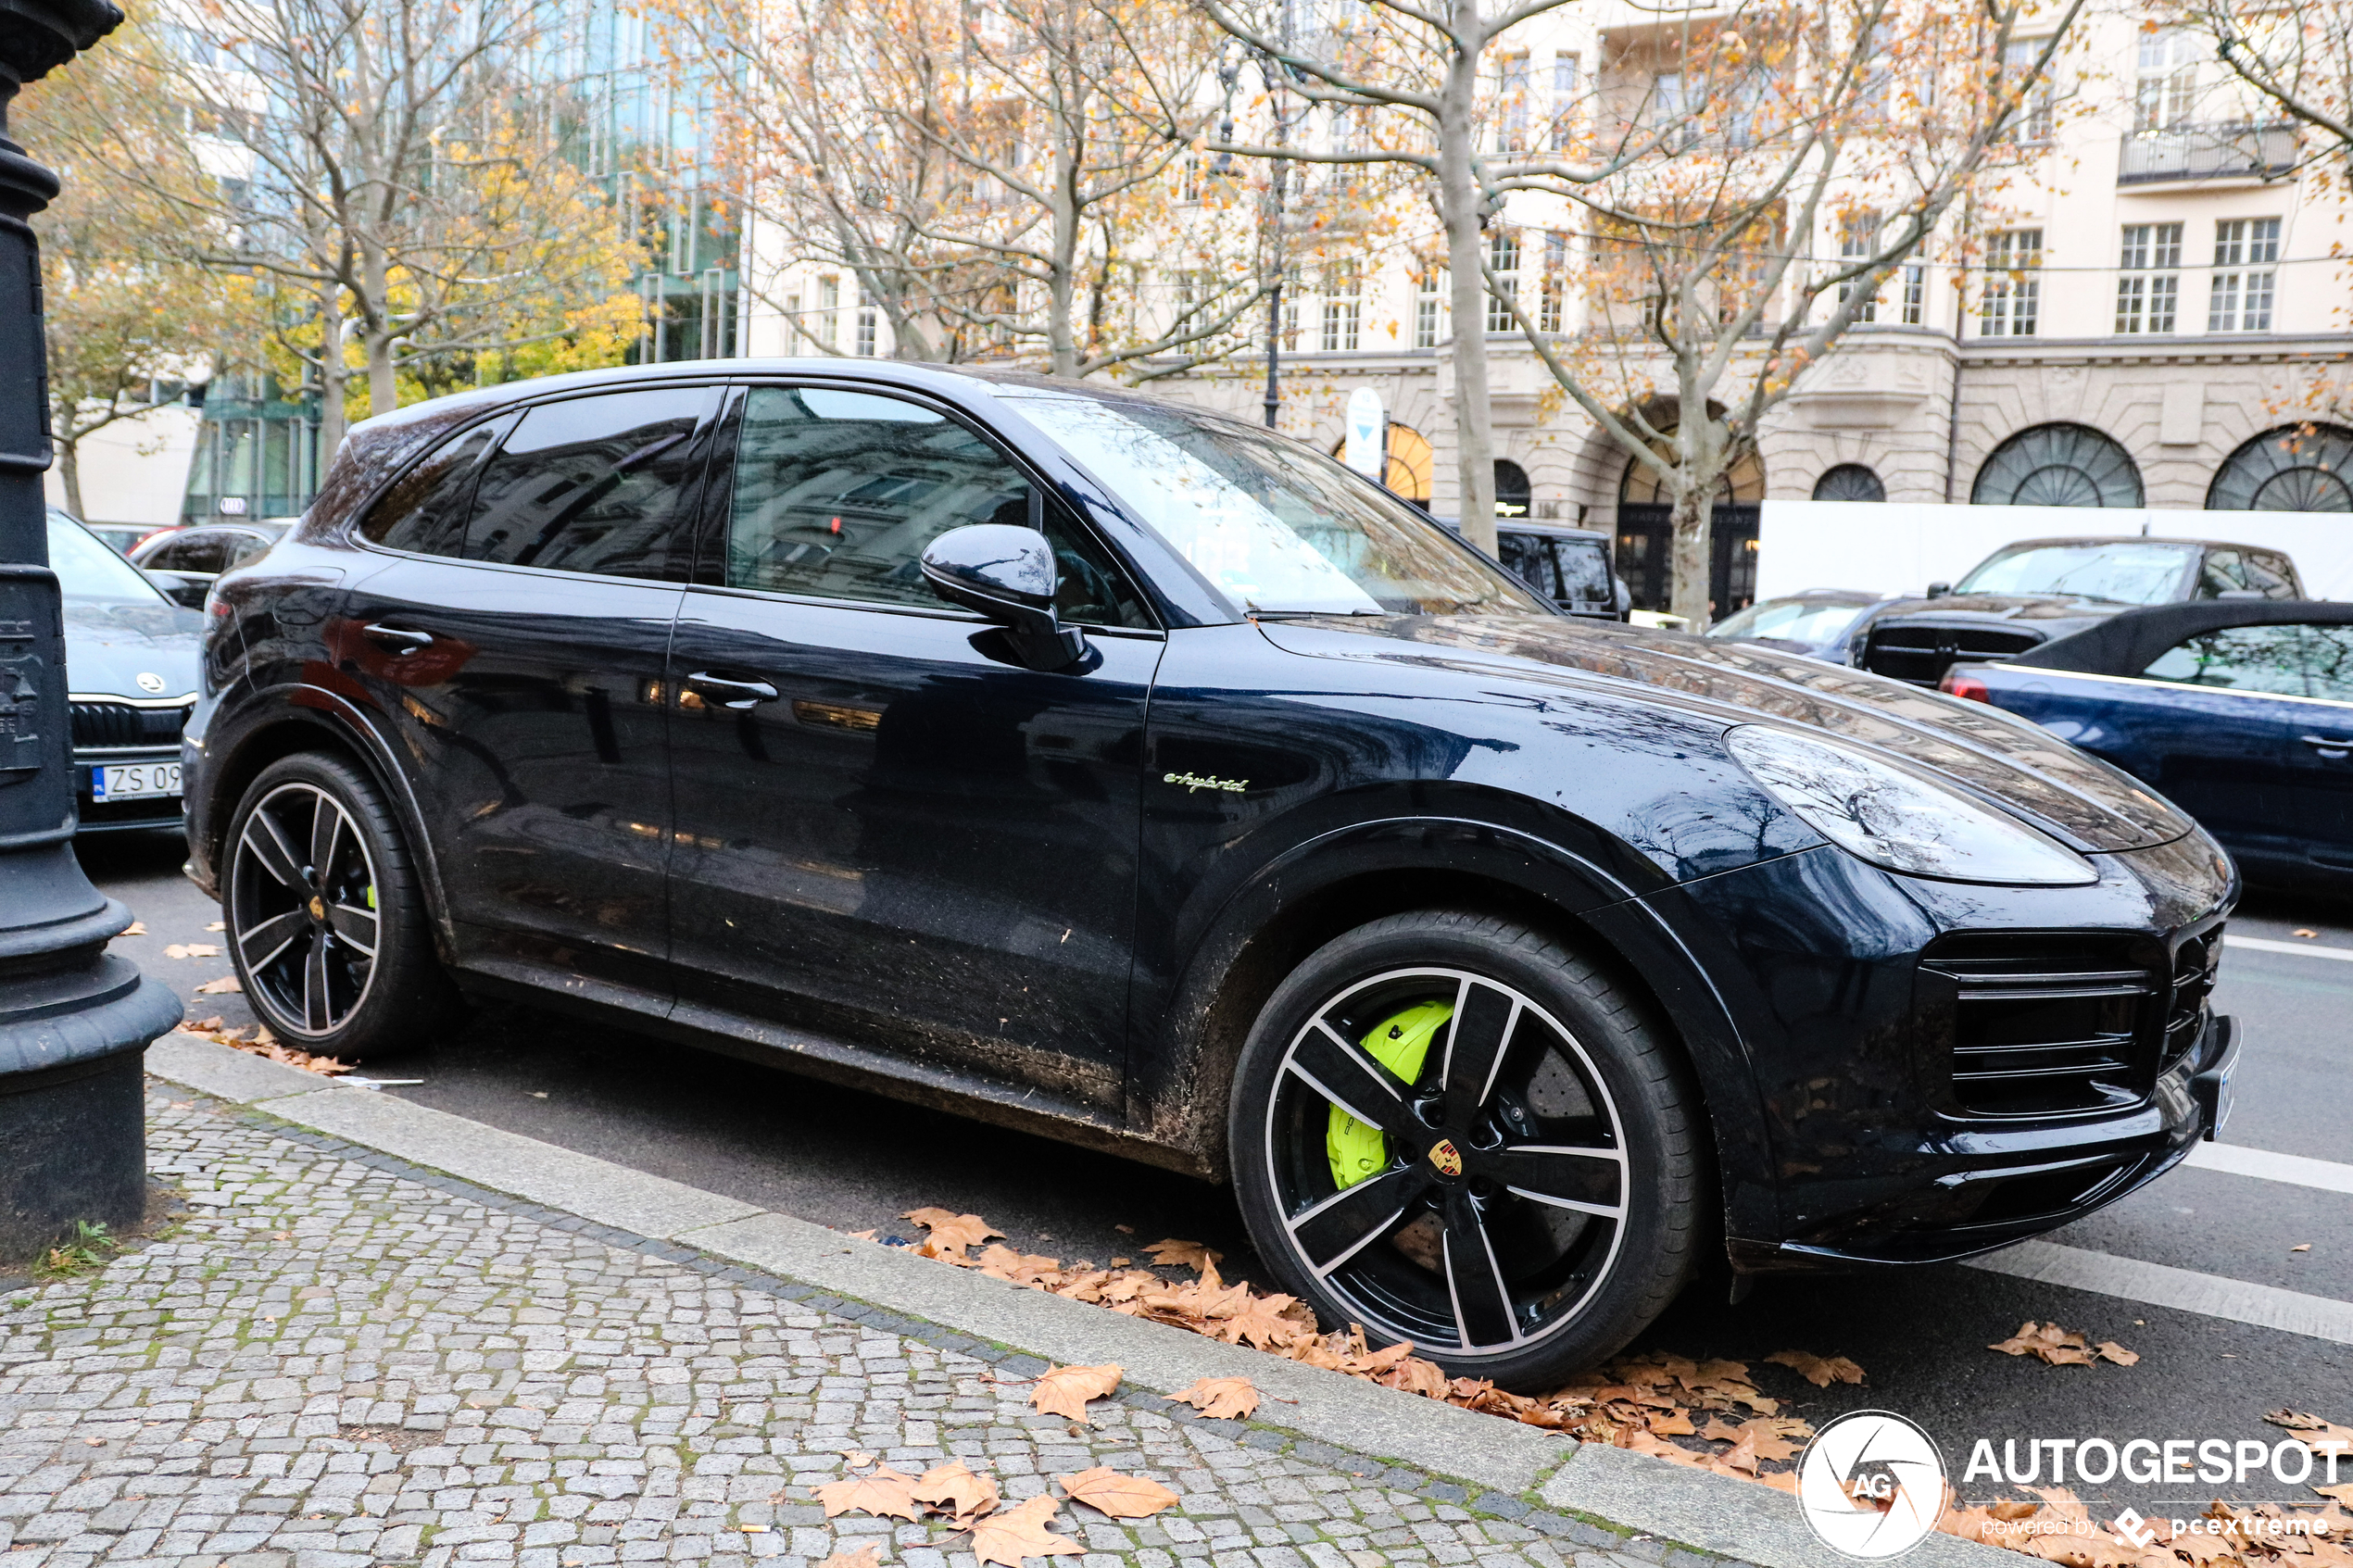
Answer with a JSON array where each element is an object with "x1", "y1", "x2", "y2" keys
[
  {"x1": 223, "y1": 752, "x2": 460, "y2": 1061},
  {"x1": 1230, "y1": 909, "x2": 1702, "y2": 1389}
]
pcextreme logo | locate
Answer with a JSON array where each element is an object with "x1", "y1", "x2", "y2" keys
[{"x1": 1797, "y1": 1411, "x2": 1949, "y2": 1559}]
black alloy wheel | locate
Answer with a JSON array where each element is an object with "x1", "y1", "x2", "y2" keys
[
  {"x1": 1232, "y1": 911, "x2": 1701, "y2": 1388},
  {"x1": 224, "y1": 752, "x2": 460, "y2": 1060}
]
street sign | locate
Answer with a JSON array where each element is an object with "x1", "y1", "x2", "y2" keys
[{"x1": 1342, "y1": 386, "x2": 1384, "y2": 478}]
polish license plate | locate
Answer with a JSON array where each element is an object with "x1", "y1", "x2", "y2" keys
[{"x1": 93, "y1": 761, "x2": 182, "y2": 802}]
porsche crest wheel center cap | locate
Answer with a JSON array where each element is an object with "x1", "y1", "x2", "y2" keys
[
  {"x1": 1427, "y1": 1138, "x2": 1464, "y2": 1177},
  {"x1": 308, "y1": 896, "x2": 325, "y2": 922}
]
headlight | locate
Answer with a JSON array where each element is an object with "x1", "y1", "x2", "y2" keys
[{"x1": 1726, "y1": 725, "x2": 2098, "y2": 886}]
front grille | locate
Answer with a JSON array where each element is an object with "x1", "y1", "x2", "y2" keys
[
  {"x1": 1863, "y1": 625, "x2": 2045, "y2": 685},
  {"x1": 70, "y1": 701, "x2": 189, "y2": 751},
  {"x1": 1918, "y1": 935, "x2": 2163, "y2": 1117}
]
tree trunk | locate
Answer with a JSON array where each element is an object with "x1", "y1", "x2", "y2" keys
[
  {"x1": 57, "y1": 439, "x2": 82, "y2": 520},
  {"x1": 1668, "y1": 485, "x2": 1713, "y2": 629},
  {"x1": 1437, "y1": 23, "x2": 1498, "y2": 556},
  {"x1": 318, "y1": 312, "x2": 350, "y2": 465}
]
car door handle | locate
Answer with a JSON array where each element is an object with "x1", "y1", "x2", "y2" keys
[
  {"x1": 361, "y1": 622, "x2": 434, "y2": 655},
  {"x1": 2299, "y1": 734, "x2": 2353, "y2": 759},
  {"x1": 685, "y1": 671, "x2": 781, "y2": 710}
]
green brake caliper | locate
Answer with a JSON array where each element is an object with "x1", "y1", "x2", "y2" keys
[{"x1": 1326, "y1": 999, "x2": 1453, "y2": 1189}]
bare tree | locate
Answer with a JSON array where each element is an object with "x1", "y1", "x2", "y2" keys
[
  {"x1": 1492, "y1": 0, "x2": 2082, "y2": 623},
  {"x1": 2174, "y1": 0, "x2": 2353, "y2": 160},
  {"x1": 1202, "y1": 0, "x2": 1663, "y2": 552}
]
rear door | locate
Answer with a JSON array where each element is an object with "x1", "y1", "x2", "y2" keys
[
  {"x1": 334, "y1": 384, "x2": 718, "y2": 1007},
  {"x1": 661, "y1": 382, "x2": 1162, "y2": 1106}
]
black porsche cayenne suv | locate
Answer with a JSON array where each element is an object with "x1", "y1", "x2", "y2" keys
[{"x1": 185, "y1": 361, "x2": 2238, "y2": 1387}]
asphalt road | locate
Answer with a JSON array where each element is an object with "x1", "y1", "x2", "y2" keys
[{"x1": 82, "y1": 828, "x2": 2353, "y2": 1512}]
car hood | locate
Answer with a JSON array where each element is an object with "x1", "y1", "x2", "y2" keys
[
  {"x1": 1255, "y1": 611, "x2": 2192, "y2": 853},
  {"x1": 1872, "y1": 594, "x2": 2132, "y2": 625},
  {"x1": 62, "y1": 596, "x2": 204, "y2": 699}
]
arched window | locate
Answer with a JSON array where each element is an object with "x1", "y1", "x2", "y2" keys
[
  {"x1": 1812, "y1": 463, "x2": 1885, "y2": 502},
  {"x1": 1494, "y1": 458, "x2": 1531, "y2": 518},
  {"x1": 1327, "y1": 421, "x2": 1435, "y2": 507},
  {"x1": 2207, "y1": 424, "x2": 2353, "y2": 511},
  {"x1": 1970, "y1": 423, "x2": 2144, "y2": 507}
]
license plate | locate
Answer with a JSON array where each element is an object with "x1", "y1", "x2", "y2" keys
[{"x1": 93, "y1": 761, "x2": 182, "y2": 802}]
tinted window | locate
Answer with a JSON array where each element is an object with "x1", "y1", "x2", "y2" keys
[
  {"x1": 1556, "y1": 540, "x2": 1613, "y2": 603},
  {"x1": 361, "y1": 421, "x2": 502, "y2": 556},
  {"x1": 1496, "y1": 533, "x2": 1559, "y2": 596},
  {"x1": 465, "y1": 389, "x2": 707, "y2": 577},
  {"x1": 147, "y1": 533, "x2": 232, "y2": 573},
  {"x1": 227, "y1": 532, "x2": 278, "y2": 569},
  {"x1": 2245, "y1": 551, "x2": 2299, "y2": 597},
  {"x1": 2196, "y1": 550, "x2": 2248, "y2": 597},
  {"x1": 2143, "y1": 623, "x2": 2353, "y2": 700},
  {"x1": 726, "y1": 385, "x2": 1150, "y2": 628}
]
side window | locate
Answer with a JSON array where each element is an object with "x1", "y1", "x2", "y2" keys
[
  {"x1": 2196, "y1": 550, "x2": 2248, "y2": 597},
  {"x1": 359, "y1": 421, "x2": 502, "y2": 556},
  {"x1": 227, "y1": 533, "x2": 275, "y2": 569},
  {"x1": 2245, "y1": 551, "x2": 2299, "y2": 598},
  {"x1": 465, "y1": 389, "x2": 708, "y2": 578},
  {"x1": 149, "y1": 535, "x2": 228, "y2": 573},
  {"x1": 725, "y1": 384, "x2": 1151, "y2": 628},
  {"x1": 1495, "y1": 533, "x2": 1559, "y2": 597},
  {"x1": 2301, "y1": 626, "x2": 2353, "y2": 701},
  {"x1": 1556, "y1": 540, "x2": 1614, "y2": 603},
  {"x1": 2143, "y1": 624, "x2": 2309, "y2": 696}
]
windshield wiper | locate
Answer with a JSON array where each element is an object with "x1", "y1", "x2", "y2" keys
[{"x1": 1245, "y1": 606, "x2": 1389, "y2": 620}]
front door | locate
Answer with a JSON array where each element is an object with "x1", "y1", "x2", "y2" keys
[
  {"x1": 333, "y1": 384, "x2": 718, "y2": 1004},
  {"x1": 662, "y1": 383, "x2": 1162, "y2": 1107}
]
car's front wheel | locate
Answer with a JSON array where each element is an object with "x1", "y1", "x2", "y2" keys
[
  {"x1": 222, "y1": 751, "x2": 461, "y2": 1060},
  {"x1": 1230, "y1": 910, "x2": 1702, "y2": 1389}
]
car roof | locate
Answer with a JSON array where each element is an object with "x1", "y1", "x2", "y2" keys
[
  {"x1": 2009, "y1": 600, "x2": 2353, "y2": 675},
  {"x1": 1982, "y1": 535, "x2": 2279, "y2": 555},
  {"x1": 1495, "y1": 521, "x2": 1611, "y2": 543}
]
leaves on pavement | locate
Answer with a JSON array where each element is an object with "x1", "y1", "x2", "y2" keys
[
  {"x1": 900, "y1": 1209, "x2": 1002, "y2": 1263},
  {"x1": 165, "y1": 942, "x2": 222, "y2": 959},
  {"x1": 1144, "y1": 1237, "x2": 1223, "y2": 1274},
  {"x1": 1990, "y1": 1322, "x2": 2136, "y2": 1367},
  {"x1": 968, "y1": 1493, "x2": 1083, "y2": 1567},
  {"x1": 1169, "y1": 1376, "x2": 1260, "y2": 1420},
  {"x1": 1029, "y1": 1362, "x2": 1122, "y2": 1422},
  {"x1": 813, "y1": 1465, "x2": 924, "y2": 1521},
  {"x1": 195, "y1": 974, "x2": 243, "y2": 995},
  {"x1": 2266, "y1": 1409, "x2": 2353, "y2": 1455},
  {"x1": 183, "y1": 1016, "x2": 351, "y2": 1075},
  {"x1": 1058, "y1": 1465, "x2": 1181, "y2": 1519},
  {"x1": 1765, "y1": 1349, "x2": 1865, "y2": 1386},
  {"x1": 910, "y1": 1460, "x2": 999, "y2": 1524}
]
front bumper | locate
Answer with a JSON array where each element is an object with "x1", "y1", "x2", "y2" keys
[{"x1": 72, "y1": 747, "x2": 187, "y2": 833}]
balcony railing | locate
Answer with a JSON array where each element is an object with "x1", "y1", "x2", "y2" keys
[{"x1": 2119, "y1": 121, "x2": 2300, "y2": 184}]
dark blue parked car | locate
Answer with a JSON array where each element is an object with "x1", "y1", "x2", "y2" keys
[{"x1": 1946, "y1": 601, "x2": 2353, "y2": 894}]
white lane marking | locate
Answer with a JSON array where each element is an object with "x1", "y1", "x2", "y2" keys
[
  {"x1": 2224, "y1": 935, "x2": 2353, "y2": 963},
  {"x1": 1962, "y1": 1239, "x2": 2353, "y2": 1346},
  {"x1": 2185, "y1": 1141, "x2": 2353, "y2": 1196}
]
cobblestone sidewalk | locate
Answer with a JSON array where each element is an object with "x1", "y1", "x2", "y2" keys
[{"x1": 0, "y1": 1091, "x2": 1670, "y2": 1568}]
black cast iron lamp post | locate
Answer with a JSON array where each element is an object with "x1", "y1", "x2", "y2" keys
[{"x1": 0, "y1": 0, "x2": 183, "y2": 1254}]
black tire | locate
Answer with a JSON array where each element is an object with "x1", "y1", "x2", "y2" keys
[
  {"x1": 1229, "y1": 909, "x2": 1702, "y2": 1390},
  {"x1": 221, "y1": 751, "x2": 463, "y2": 1061}
]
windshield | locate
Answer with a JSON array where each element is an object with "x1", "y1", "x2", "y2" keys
[
  {"x1": 1000, "y1": 391, "x2": 1545, "y2": 616},
  {"x1": 1708, "y1": 598, "x2": 1867, "y2": 645},
  {"x1": 48, "y1": 510, "x2": 169, "y2": 603},
  {"x1": 1955, "y1": 541, "x2": 2196, "y2": 606}
]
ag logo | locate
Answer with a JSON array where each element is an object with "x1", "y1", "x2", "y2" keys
[
  {"x1": 1795, "y1": 1410, "x2": 1946, "y2": 1559},
  {"x1": 135, "y1": 672, "x2": 166, "y2": 693},
  {"x1": 1427, "y1": 1139, "x2": 1463, "y2": 1177}
]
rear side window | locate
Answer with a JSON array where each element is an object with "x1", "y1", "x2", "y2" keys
[
  {"x1": 1496, "y1": 533, "x2": 1559, "y2": 597},
  {"x1": 724, "y1": 384, "x2": 1150, "y2": 628},
  {"x1": 147, "y1": 533, "x2": 233, "y2": 573},
  {"x1": 2196, "y1": 551, "x2": 2248, "y2": 597},
  {"x1": 464, "y1": 389, "x2": 709, "y2": 578},
  {"x1": 360, "y1": 421, "x2": 501, "y2": 556},
  {"x1": 2143, "y1": 623, "x2": 2353, "y2": 700},
  {"x1": 2246, "y1": 551, "x2": 2299, "y2": 598},
  {"x1": 1556, "y1": 540, "x2": 1613, "y2": 603}
]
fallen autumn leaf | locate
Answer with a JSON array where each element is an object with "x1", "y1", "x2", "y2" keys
[
  {"x1": 813, "y1": 1466, "x2": 923, "y2": 1521},
  {"x1": 968, "y1": 1493, "x2": 1083, "y2": 1568},
  {"x1": 1170, "y1": 1376, "x2": 1260, "y2": 1420},
  {"x1": 1764, "y1": 1349, "x2": 1865, "y2": 1387},
  {"x1": 1059, "y1": 1465, "x2": 1181, "y2": 1519}
]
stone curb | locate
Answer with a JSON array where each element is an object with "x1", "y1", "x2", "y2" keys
[{"x1": 145, "y1": 1032, "x2": 2013, "y2": 1568}]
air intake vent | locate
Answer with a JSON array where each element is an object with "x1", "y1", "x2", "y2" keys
[
  {"x1": 1863, "y1": 626, "x2": 2047, "y2": 686},
  {"x1": 1918, "y1": 935, "x2": 2162, "y2": 1118},
  {"x1": 2164, "y1": 924, "x2": 2223, "y2": 1072},
  {"x1": 69, "y1": 701, "x2": 190, "y2": 751}
]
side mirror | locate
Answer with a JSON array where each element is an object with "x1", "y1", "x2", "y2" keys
[
  {"x1": 919, "y1": 523, "x2": 1088, "y2": 671},
  {"x1": 1925, "y1": 581, "x2": 1951, "y2": 599}
]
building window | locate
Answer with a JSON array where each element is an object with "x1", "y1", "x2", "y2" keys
[
  {"x1": 816, "y1": 276, "x2": 839, "y2": 348},
  {"x1": 1280, "y1": 264, "x2": 1302, "y2": 349},
  {"x1": 1651, "y1": 71, "x2": 1695, "y2": 150},
  {"x1": 1550, "y1": 53, "x2": 1579, "y2": 149},
  {"x1": 1485, "y1": 229, "x2": 1521, "y2": 332},
  {"x1": 1813, "y1": 463, "x2": 1886, "y2": 502},
  {"x1": 2000, "y1": 40, "x2": 2054, "y2": 142},
  {"x1": 1320, "y1": 264, "x2": 1360, "y2": 352},
  {"x1": 785, "y1": 292, "x2": 802, "y2": 347},
  {"x1": 1980, "y1": 229, "x2": 2041, "y2": 337},
  {"x1": 1837, "y1": 211, "x2": 1879, "y2": 322},
  {"x1": 2208, "y1": 218, "x2": 2279, "y2": 332},
  {"x1": 2115, "y1": 222, "x2": 2181, "y2": 333},
  {"x1": 1535, "y1": 231, "x2": 1568, "y2": 332},
  {"x1": 1499, "y1": 53, "x2": 1530, "y2": 152},
  {"x1": 2207, "y1": 423, "x2": 2353, "y2": 511},
  {"x1": 1971, "y1": 422, "x2": 2145, "y2": 507},
  {"x1": 1901, "y1": 264, "x2": 1925, "y2": 325},
  {"x1": 856, "y1": 287, "x2": 876, "y2": 356},
  {"x1": 2135, "y1": 30, "x2": 2198, "y2": 132},
  {"x1": 1416, "y1": 265, "x2": 1442, "y2": 349}
]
